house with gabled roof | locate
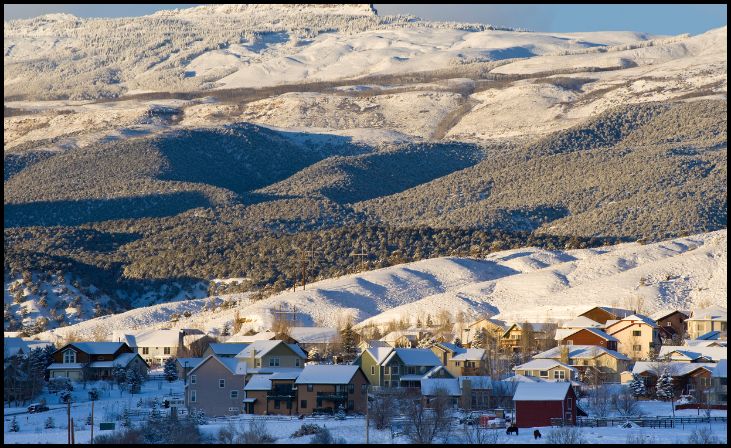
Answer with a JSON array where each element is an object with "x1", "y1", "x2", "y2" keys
[
  {"x1": 710, "y1": 359, "x2": 727, "y2": 405},
  {"x1": 235, "y1": 340, "x2": 307, "y2": 371},
  {"x1": 604, "y1": 314, "x2": 661, "y2": 360},
  {"x1": 534, "y1": 345, "x2": 631, "y2": 383},
  {"x1": 579, "y1": 306, "x2": 634, "y2": 324},
  {"x1": 47, "y1": 342, "x2": 148, "y2": 380},
  {"x1": 295, "y1": 365, "x2": 368, "y2": 415},
  {"x1": 243, "y1": 370, "x2": 301, "y2": 415},
  {"x1": 513, "y1": 359, "x2": 577, "y2": 382},
  {"x1": 380, "y1": 330, "x2": 422, "y2": 348},
  {"x1": 175, "y1": 357, "x2": 203, "y2": 381},
  {"x1": 557, "y1": 327, "x2": 619, "y2": 351},
  {"x1": 560, "y1": 316, "x2": 604, "y2": 330},
  {"x1": 686, "y1": 306, "x2": 727, "y2": 340},
  {"x1": 288, "y1": 327, "x2": 340, "y2": 353},
  {"x1": 465, "y1": 317, "x2": 507, "y2": 345},
  {"x1": 202, "y1": 343, "x2": 249, "y2": 358},
  {"x1": 355, "y1": 347, "x2": 446, "y2": 388},
  {"x1": 225, "y1": 331, "x2": 277, "y2": 343},
  {"x1": 185, "y1": 355, "x2": 248, "y2": 416},
  {"x1": 651, "y1": 309, "x2": 689, "y2": 342},
  {"x1": 513, "y1": 382, "x2": 577, "y2": 428},
  {"x1": 500, "y1": 322, "x2": 552, "y2": 352},
  {"x1": 659, "y1": 345, "x2": 727, "y2": 363},
  {"x1": 624, "y1": 361, "x2": 716, "y2": 396},
  {"x1": 429, "y1": 342, "x2": 487, "y2": 377}
]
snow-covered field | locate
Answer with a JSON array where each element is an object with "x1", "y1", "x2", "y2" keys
[
  {"x1": 3, "y1": 377, "x2": 727, "y2": 444},
  {"x1": 36, "y1": 230, "x2": 726, "y2": 342}
]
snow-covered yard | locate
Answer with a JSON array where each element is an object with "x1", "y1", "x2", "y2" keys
[{"x1": 3, "y1": 378, "x2": 727, "y2": 444}]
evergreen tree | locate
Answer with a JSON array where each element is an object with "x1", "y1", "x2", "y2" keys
[
  {"x1": 308, "y1": 346, "x2": 320, "y2": 362},
  {"x1": 472, "y1": 328, "x2": 488, "y2": 350},
  {"x1": 453, "y1": 337, "x2": 462, "y2": 348},
  {"x1": 10, "y1": 416, "x2": 19, "y2": 432},
  {"x1": 126, "y1": 368, "x2": 142, "y2": 394},
  {"x1": 44, "y1": 416, "x2": 55, "y2": 429},
  {"x1": 121, "y1": 408, "x2": 132, "y2": 428},
  {"x1": 60, "y1": 390, "x2": 73, "y2": 404},
  {"x1": 655, "y1": 369, "x2": 674, "y2": 401},
  {"x1": 340, "y1": 322, "x2": 357, "y2": 363},
  {"x1": 164, "y1": 357, "x2": 179, "y2": 382},
  {"x1": 112, "y1": 365, "x2": 128, "y2": 389},
  {"x1": 334, "y1": 404, "x2": 346, "y2": 420},
  {"x1": 629, "y1": 373, "x2": 647, "y2": 398},
  {"x1": 88, "y1": 388, "x2": 100, "y2": 401},
  {"x1": 221, "y1": 322, "x2": 231, "y2": 337},
  {"x1": 426, "y1": 314, "x2": 433, "y2": 327}
]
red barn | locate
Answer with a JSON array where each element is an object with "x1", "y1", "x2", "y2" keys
[{"x1": 513, "y1": 382, "x2": 577, "y2": 428}]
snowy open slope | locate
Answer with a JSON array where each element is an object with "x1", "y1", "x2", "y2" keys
[{"x1": 39, "y1": 230, "x2": 726, "y2": 341}]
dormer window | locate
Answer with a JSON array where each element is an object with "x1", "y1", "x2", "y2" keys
[{"x1": 63, "y1": 349, "x2": 76, "y2": 364}]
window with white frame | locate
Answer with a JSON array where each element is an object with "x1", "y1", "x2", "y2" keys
[
  {"x1": 539, "y1": 370, "x2": 549, "y2": 377},
  {"x1": 269, "y1": 357, "x2": 280, "y2": 367},
  {"x1": 191, "y1": 374, "x2": 197, "y2": 384},
  {"x1": 164, "y1": 347, "x2": 171, "y2": 355},
  {"x1": 633, "y1": 345, "x2": 642, "y2": 352},
  {"x1": 190, "y1": 390, "x2": 197, "y2": 402},
  {"x1": 230, "y1": 390, "x2": 238, "y2": 399},
  {"x1": 554, "y1": 370, "x2": 566, "y2": 380},
  {"x1": 295, "y1": 358, "x2": 300, "y2": 367},
  {"x1": 219, "y1": 379, "x2": 225, "y2": 388},
  {"x1": 63, "y1": 349, "x2": 76, "y2": 364}
]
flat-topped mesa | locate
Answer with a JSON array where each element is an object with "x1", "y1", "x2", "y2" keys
[{"x1": 152, "y1": 4, "x2": 378, "y2": 18}]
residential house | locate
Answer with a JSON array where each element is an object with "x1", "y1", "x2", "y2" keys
[
  {"x1": 685, "y1": 336, "x2": 726, "y2": 348},
  {"x1": 458, "y1": 376, "x2": 494, "y2": 410},
  {"x1": 357, "y1": 339, "x2": 391, "y2": 352},
  {"x1": 288, "y1": 327, "x2": 340, "y2": 354},
  {"x1": 658, "y1": 345, "x2": 727, "y2": 363},
  {"x1": 225, "y1": 331, "x2": 277, "y2": 343},
  {"x1": 624, "y1": 361, "x2": 716, "y2": 396},
  {"x1": 500, "y1": 322, "x2": 552, "y2": 353},
  {"x1": 578, "y1": 306, "x2": 634, "y2": 324},
  {"x1": 559, "y1": 316, "x2": 604, "y2": 330},
  {"x1": 47, "y1": 342, "x2": 148, "y2": 380},
  {"x1": 513, "y1": 382, "x2": 577, "y2": 428},
  {"x1": 202, "y1": 343, "x2": 249, "y2": 358},
  {"x1": 429, "y1": 342, "x2": 487, "y2": 377},
  {"x1": 513, "y1": 359, "x2": 577, "y2": 382},
  {"x1": 710, "y1": 359, "x2": 727, "y2": 405},
  {"x1": 356, "y1": 347, "x2": 445, "y2": 388},
  {"x1": 235, "y1": 340, "x2": 307, "y2": 370},
  {"x1": 184, "y1": 355, "x2": 248, "y2": 416},
  {"x1": 380, "y1": 330, "x2": 422, "y2": 348},
  {"x1": 604, "y1": 314, "x2": 661, "y2": 360},
  {"x1": 113, "y1": 329, "x2": 190, "y2": 366},
  {"x1": 295, "y1": 365, "x2": 368, "y2": 414},
  {"x1": 652, "y1": 310, "x2": 689, "y2": 342},
  {"x1": 556, "y1": 328, "x2": 618, "y2": 351},
  {"x1": 534, "y1": 345, "x2": 631, "y2": 383},
  {"x1": 464, "y1": 318, "x2": 507, "y2": 345},
  {"x1": 243, "y1": 371, "x2": 301, "y2": 415},
  {"x1": 175, "y1": 357, "x2": 203, "y2": 381},
  {"x1": 686, "y1": 306, "x2": 727, "y2": 340},
  {"x1": 420, "y1": 378, "x2": 462, "y2": 408}
]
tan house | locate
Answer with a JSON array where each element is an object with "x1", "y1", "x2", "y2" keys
[
  {"x1": 513, "y1": 359, "x2": 577, "y2": 381},
  {"x1": 380, "y1": 330, "x2": 422, "y2": 348},
  {"x1": 235, "y1": 340, "x2": 307, "y2": 370},
  {"x1": 579, "y1": 307, "x2": 634, "y2": 324},
  {"x1": 184, "y1": 355, "x2": 248, "y2": 417},
  {"x1": 604, "y1": 314, "x2": 661, "y2": 360},
  {"x1": 465, "y1": 318, "x2": 507, "y2": 345},
  {"x1": 295, "y1": 365, "x2": 368, "y2": 415},
  {"x1": 429, "y1": 342, "x2": 487, "y2": 377},
  {"x1": 113, "y1": 329, "x2": 199, "y2": 366},
  {"x1": 686, "y1": 306, "x2": 727, "y2": 340},
  {"x1": 500, "y1": 323, "x2": 551, "y2": 352},
  {"x1": 534, "y1": 345, "x2": 631, "y2": 383}
]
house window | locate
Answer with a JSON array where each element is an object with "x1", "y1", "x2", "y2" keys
[
  {"x1": 554, "y1": 370, "x2": 566, "y2": 380},
  {"x1": 142, "y1": 347, "x2": 149, "y2": 355},
  {"x1": 455, "y1": 361, "x2": 461, "y2": 366},
  {"x1": 219, "y1": 379, "x2": 226, "y2": 388},
  {"x1": 567, "y1": 397, "x2": 572, "y2": 410},
  {"x1": 632, "y1": 330, "x2": 642, "y2": 337},
  {"x1": 539, "y1": 371, "x2": 549, "y2": 378},
  {"x1": 307, "y1": 384, "x2": 313, "y2": 392},
  {"x1": 256, "y1": 359, "x2": 261, "y2": 367},
  {"x1": 371, "y1": 366, "x2": 375, "y2": 375},
  {"x1": 566, "y1": 340, "x2": 573, "y2": 345},
  {"x1": 295, "y1": 358, "x2": 300, "y2": 367},
  {"x1": 633, "y1": 345, "x2": 642, "y2": 352},
  {"x1": 269, "y1": 357, "x2": 280, "y2": 367},
  {"x1": 191, "y1": 375, "x2": 197, "y2": 384},
  {"x1": 274, "y1": 400, "x2": 280, "y2": 409},
  {"x1": 666, "y1": 322, "x2": 672, "y2": 327},
  {"x1": 361, "y1": 384, "x2": 367, "y2": 395},
  {"x1": 230, "y1": 390, "x2": 238, "y2": 399},
  {"x1": 348, "y1": 384, "x2": 355, "y2": 394},
  {"x1": 392, "y1": 365, "x2": 399, "y2": 375},
  {"x1": 63, "y1": 350, "x2": 76, "y2": 364},
  {"x1": 164, "y1": 347, "x2": 171, "y2": 355},
  {"x1": 190, "y1": 390, "x2": 197, "y2": 403},
  {"x1": 301, "y1": 400, "x2": 307, "y2": 409}
]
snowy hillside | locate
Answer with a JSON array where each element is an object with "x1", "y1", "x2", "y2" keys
[{"x1": 38, "y1": 230, "x2": 726, "y2": 342}]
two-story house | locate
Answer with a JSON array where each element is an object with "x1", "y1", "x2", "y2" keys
[
  {"x1": 185, "y1": 355, "x2": 248, "y2": 416},
  {"x1": 243, "y1": 371, "x2": 301, "y2": 415},
  {"x1": 429, "y1": 342, "x2": 487, "y2": 377},
  {"x1": 47, "y1": 342, "x2": 148, "y2": 380},
  {"x1": 578, "y1": 306, "x2": 634, "y2": 324},
  {"x1": 295, "y1": 365, "x2": 369, "y2": 415},
  {"x1": 533, "y1": 345, "x2": 631, "y2": 383},
  {"x1": 113, "y1": 329, "x2": 196, "y2": 366},
  {"x1": 202, "y1": 343, "x2": 249, "y2": 358},
  {"x1": 356, "y1": 347, "x2": 446, "y2": 388},
  {"x1": 464, "y1": 318, "x2": 507, "y2": 346},
  {"x1": 652, "y1": 310, "x2": 689, "y2": 342},
  {"x1": 556, "y1": 328, "x2": 619, "y2": 351},
  {"x1": 234, "y1": 340, "x2": 307, "y2": 371},
  {"x1": 623, "y1": 361, "x2": 716, "y2": 396},
  {"x1": 500, "y1": 323, "x2": 551, "y2": 353},
  {"x1": 513, "y1": 359, "x2": 577, "y2": 381},
  {"x1": 686, "y1": 306, "x2": 727, "y2": 340},
  {"x1": 604, "y1": 314, "x2": 661, "y2": 360}
]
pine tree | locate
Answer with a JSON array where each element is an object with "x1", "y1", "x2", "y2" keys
[
  {"x1": 453, "y1": 337, "x2": 462, "y2": 348},
  {"x1": 308, "y1": 346, "x2": 320, "y2": 362},
  {"x1": 426, "y1": 314, "x2": 433, "y2": 327},
  {"x1": 88, "y1": 388, "x2": 100, "y2": 401},
  {"x1": 164, "y1": 357, "x2": 179, "y2": 382},
  {"x1": 112, "y1": 365, "x2": 128, "y2": 389},
  {"x1": 655, "y1": 369, "x2": 674, "y2": 401},
  {"x1": 629, "y1": 373, "x2": 647, "y2": 398},
  {"x1": 221, "y1": 322, "x2": 231, "y2": 337},
  {"x1": 44, "y1": 416, "x2": 55, "y2": 429},
  {"x1": 10, "y1": 416, "x2": 19, "y2": 432},
  {"x1": 340, "y1": 322, "x2": 357, "y2": 363},
  {"x1": 121, "y1": 408, "x2": 131, "y2": 428},
  {"x1": 126, "y1": 368, "x2": 142, "y2": 394},
  {"x1": 334, "y1": 404, "x2": 346, "y2": 420},
  {"x1": 472, "y1": 328, "x2": 488, "y2": 349}
]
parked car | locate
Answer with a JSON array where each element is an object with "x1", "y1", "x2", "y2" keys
[
  {"x1": 28, "y1": 403, "x2": 49, "y2": 413},
  {"x1": 459, "y1": 411, "x2": 482, "y2": 425}
]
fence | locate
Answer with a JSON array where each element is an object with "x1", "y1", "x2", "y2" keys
[{"x1": 551, "y1": 416, "x2": 727, "y2": 428}]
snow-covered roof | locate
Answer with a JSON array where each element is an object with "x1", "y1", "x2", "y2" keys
[
  {"x1": 659, "y1": 345, "x2": 727, "y2": 362},
  {"x1": 697, "y1": 331, "x2": 722, "y2": 340},
  {"x1": 295, "y1": 365, "x2": 360, "y2": 384},
  {"x1": 688, "y1": 305, "x2": 727, "y2": 321},
  {"x1": 89, "y1": 352, "x2": 144, "y2": 368},
  {"x1": 436, "y1": 342, "x2": 462, "y2": 353},
  {"x1": 4, "y1": 332, "x2": 23, "y2": 338},
  {"x1": 555, "y1": 327, "x2": 618, "y2": 342},
  {"x1": 270, "y1": 371, "x2": 302, "y2": 380},
  {"x1": 235, "y1": 340, "x2": 306, "y2": 359},
  {"x1": 451, "y1": 348, "x2": 486, "y2": 361},
  {"x1": 363, "y1": 347, "x2": 393, "y2": 364},
  {"x1": 468, "y1": 317, "x2": 507, "y2": 329},
  {"x1": 459, "y1": 376, "x2": 492, "y2": 390},
  {"x1": 380, "y1": 331, "x2": 419, "y2": 343},
  {"x1": 421, "y1": 378, "x2": 461, "y2": 396},
  {"x1": 534, "y1": 345, "x2": 630, "y2": 361},
  {"x1": 664, "y1": 349, "x2": 712, "y2": 362},
  {"x1": 581, "y1": 306, "x2": 634, "y2": 319},
  {"x1": 423, "y1": 365, "x2": 448, "y2": 378},
  {"x1": 632, "y1": 361, "x2": 716, "y2": 377},
  {"x1": 188, "y1": 355, "x2": 247, "y2": 377},
  {"x1": 384, "y1": 348, "x2": 441, "y2": 367},
  {"x1": 513, "y1": 359, "x2": 577, "y2": 372},
  {"x1": 244, "y1": 374, "x2": 274, "y2": 391},
  {"x1": 513, "y1": 382, "x2": 571, "y2": 401},
  {"x1": 47, "y1": 363, "x2": 84, "y2": 370},
  {"x1": 288, "y1": 327, "x2": 339, "y2": 344},
  {"x1": 561, "y1": 316, "x2": 603, "y2": 329},
  {"x1": 685, "y1": 339, "x2": 725, "y2": 348},
  {"x1": 26, "y1": 341, "x2": 54, "y2": 351},
  {"x1": 621, "y1": 314, "x2": 659, "y2": 328},
  {"x1": 359, "y1": 340, "x2": 391, "y2": 349},
  {"x1": 208, "y1": 343, "x2": 250, "y2": 356},
  {"x1": 133, "y1": 329, "x2": 181, "y2": 347},
  {"x1": 176, "y1": 357, "x2": 203, "y2": 369},
  {"x1": 650, "y1": 309, "x2": 689, "y2": 321},
  {"x1": 712, "y1": 359, "x2": 727, "y2": 378},
  {"x1": 502, "y1": 374, "x2": 541, "y2": 383},
  {"x1": 68, "y1": 342, "x2": 125, "y2": 355},
  {"x1": 226, "y1": 331, "x2": 277, "y2": 343},
  {"x1": 111, "y1": 333, "x2": 138, "y2": 347}
]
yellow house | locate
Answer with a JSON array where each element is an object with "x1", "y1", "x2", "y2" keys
[
  {"x1": 513, "y1": 359, "x2": 576, "y2": 381},
  {"x1": 604, "y1": 314, "x2": 661, "y2": 360},
  {"x1": 685, "y1": 306, "x2": 727, "y2": 339}
]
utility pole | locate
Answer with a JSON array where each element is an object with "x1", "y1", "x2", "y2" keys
[
  {"x1": 67, "y1": 400, "x2": 71, "y2": 444},
  {"x1": 71, "y1": 417, "x2": 76, "y2": 444},
  {"x1": 90, "y1": 399, "x2": 94, "y2": 445},
  {"x1": 350, "y1": 247, "x2": 367, "y2": 273},
  {"x1": 365, "y1": 386, "x2": 370, "y2": 444}
]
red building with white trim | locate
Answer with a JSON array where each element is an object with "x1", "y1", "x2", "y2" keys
[{"x1": 512, "y1": 382, "x2": 577, "y2": 428}]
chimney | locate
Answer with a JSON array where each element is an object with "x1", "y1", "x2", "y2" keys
[{"x1": 461, "y1": 378, "x2": 472, "y2": 410}]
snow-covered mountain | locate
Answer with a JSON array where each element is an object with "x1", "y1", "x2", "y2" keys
[{"x1": 36, "y1": 230, "x2": 726, "y2": 342}]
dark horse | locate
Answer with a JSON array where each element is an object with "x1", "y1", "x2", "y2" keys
[
  {"x1": 506, "y1": 426, "x2": 519, "y2": 435},
  {"x1": 534, "y1": 429, "x2": 542, "y2": 439}
]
